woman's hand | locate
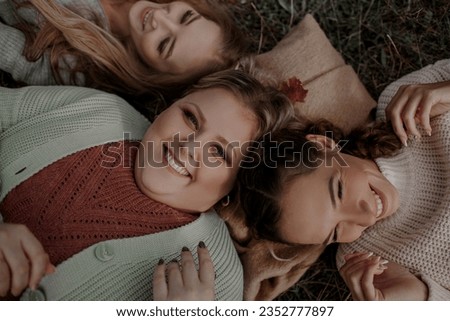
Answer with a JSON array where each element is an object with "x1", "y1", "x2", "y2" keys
[
  {"x1": 339, "y1": 252, "x2": 387, "y2": 300},
  {"x1": 339, "y1": 252, "x2": 428, "y2": 300},
  {"x1": 153, "y1": 241, "x2": 215, "y2": 301},
  {"x1": 385, "y1": 80, "x2": 450, "y2": 145},
  {"x1": 0, "y1": 223, "x2": 55, "y2": 297}
]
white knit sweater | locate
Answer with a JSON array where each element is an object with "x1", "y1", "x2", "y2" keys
[{"x1": 337, "y1": 59, "x2": 450, "y2": 300}]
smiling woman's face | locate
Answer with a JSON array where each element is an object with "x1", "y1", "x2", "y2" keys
[
  {"x1": 134, "y1": 87, "x2": 257, "y2": 213},
  {"x1": 128, "y1": 1, "x2": 222, "y2": 76},
  {"x1": 278, "y1": 150, "x2": 400, "y2": 245}
]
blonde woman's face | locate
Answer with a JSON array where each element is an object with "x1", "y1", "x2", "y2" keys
[
  {"x1": 128, "y1": 1, "x2": 222, "y2": 76},
  {"x1": 134, "y1": 87, "x2": 257, "y2": 213}
]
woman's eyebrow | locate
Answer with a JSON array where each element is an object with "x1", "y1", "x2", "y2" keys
[
  {"x1": 166, "y1": 16, "x2": 202, "y2": 59},
  {"x1": 190, "y1": 102, "x2": 237, "y2": 163}
]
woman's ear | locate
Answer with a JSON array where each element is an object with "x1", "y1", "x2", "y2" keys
[{"x1": 306, "y1": 134, "x2": 338, "y2": 151}]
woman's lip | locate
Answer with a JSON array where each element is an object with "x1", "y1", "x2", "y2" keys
[
  {"x1": 370, "y1": 186, "x2": 386, "y2": 219},
  {"x1": 163, "y1": 144, "x2": 191, "y2": 178}
]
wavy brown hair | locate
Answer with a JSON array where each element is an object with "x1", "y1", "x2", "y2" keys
[
  {"x1": 14, "y1": 0, "x2": 250, "y2": 99},
  {"x1": 189, "y1": 68, "x2": 296, "y2": 144},
  {"x1": 236, "y1": 118, "x2": 403, "y2": 245}
]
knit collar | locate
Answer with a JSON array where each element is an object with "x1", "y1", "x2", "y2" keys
[{"x1": 374, "y1": 146, "x2": 413, "y2": 215}]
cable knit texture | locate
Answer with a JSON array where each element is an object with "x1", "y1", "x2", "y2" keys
[
  {"x1": 0, "y1": 85, "x2": 244, "y2": 300},
  {"x1": 0, "y1": 0, "x2": 107, "y2": 85},
  {"x1": 337, "y1": 59, "x2": 450, "y2": 300}
]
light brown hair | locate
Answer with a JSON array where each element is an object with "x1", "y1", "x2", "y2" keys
[{"x1": 14, "y1": 0, "x2": 250, "y2": 99}]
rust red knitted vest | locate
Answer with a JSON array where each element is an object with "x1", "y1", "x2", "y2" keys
[{"x1": 0, "y1": 141, "x2": 198, "y2": 266}]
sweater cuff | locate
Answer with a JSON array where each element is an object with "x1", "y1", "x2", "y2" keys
[{"x1": 420, "y1": 274, "x2": 450, "y2": 300}]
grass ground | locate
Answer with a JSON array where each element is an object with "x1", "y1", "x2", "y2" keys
[
  {"x1": 1, "y1": 0, "x2": 449, "y2": 301},
  {"x1": 226, "y1": 0, "x2": 450, "y2": 300}
]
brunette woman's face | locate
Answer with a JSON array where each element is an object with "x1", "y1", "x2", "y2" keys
[
  {"x1": 278, "y1": 141, "x2": 400, "y2": 245},
  {"x1": 134, "y1": 87, "x2": 257, "y2": 213},
  {"x1": 128, "y1": 1, "x2": 222, "y2": 76}
]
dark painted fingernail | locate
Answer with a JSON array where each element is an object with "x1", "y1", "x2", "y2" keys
[
  {"x1": 182, "y1": 246, "x2": 189, "y2": 252},
  {"x1": 198, "y1": 241, "x2": 206, "y2": 248},
  {"x1": 158, "y1": 258, "x2": 164, "y2": 265},
  {"x1": 171, "y1": 259, "x2": 178, "y2": 263}
]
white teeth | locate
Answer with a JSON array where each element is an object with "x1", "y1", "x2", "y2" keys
[
  {"x1": 166, "y1": 150, "x2": 189, "y2": 176},
  {"x1": 371, "y1": 189, "x2": 383, "y2": 218},
  {"x1": 142, "y1": 10, "x2": 151, "y2": 30}
]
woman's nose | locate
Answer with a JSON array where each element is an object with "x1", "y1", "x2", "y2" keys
[
  {"x1": 179, "y1": 134, "x2": 201, "y2": 167},
  {"x1": 152, "y1": 8, "x2": 177, "y2": 31},
  {"x1": 343, "y1": 199, "x2": 377, "y2": 227}
]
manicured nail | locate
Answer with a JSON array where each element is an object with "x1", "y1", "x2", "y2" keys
[
  {"x1": 158, "y1": 258, "x2": 164, "y2": 265},
  {"x1": 366, "y1": 252, "x2": 373, "y2": 257},
  {"x1": 182, "y1": 246, "x2": 189, "y2": 252},
  {"x1": 427, "y1": 129, "x2": 432, "y2": 136},
  {"x1": 198, "y1": 241, "x2": 206, "y2": 248},
  {"x1": 380, "y1": 259, "x2": 389, "y2": 265},
  {"x1": 403, "y1": 139, "x2": 408, "y2": 147}
]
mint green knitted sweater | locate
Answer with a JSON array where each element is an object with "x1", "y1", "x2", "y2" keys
[{"x1": 0, "y1": 85, "x2": 243, "y2": 300}]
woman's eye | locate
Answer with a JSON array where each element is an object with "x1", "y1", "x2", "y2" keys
[
  {"x1": 332, "y1": 227, "x2": 338, "y2": 243},
  {"x1": 211, "y1": 144, "x2": 226, "y2": 160},
  {"x1": 158, "y1": 38, "x2": 170, "y2": 55},
  {"x1": 180, "y1": 10, "x2": 194, "y2": 24},
  {"x1": 338, "y1": 180, "x2": 343, "y2": 199},
  {"x1": 183, "y1": 110, "x2": 199, "y2": 129}
]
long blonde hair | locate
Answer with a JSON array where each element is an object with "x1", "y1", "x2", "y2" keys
[{"x1": 14, "y1": 0, "x2": 250, "y2": 99}]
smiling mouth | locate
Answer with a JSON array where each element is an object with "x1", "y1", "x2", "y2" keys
[
  {"x1": 371, "y1": 188, "x2": 384, "y2": 218},
  {"x1": 164, "y1": 145, "x2": 190, "y2": 177}
]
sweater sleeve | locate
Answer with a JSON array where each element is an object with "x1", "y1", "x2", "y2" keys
[
  {"x1": 420, "y1": 274, "x2": 450, "y2": 301},
  {"x1": 376, "y1": 59, "x2": 450, "y2": 121},
  {"x1": 0, "y1": 0, "x2": 106, "y2": 86},
  {"x1": 0, "y1": 22, "x2": 58, "y2": 85},
  {"x1": 0, "y1": 85, "x2": 115, "y2": 133}
]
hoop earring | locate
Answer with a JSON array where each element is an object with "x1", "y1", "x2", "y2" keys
[{"x1": 221, "y1": 195, "x2": 230, "y2": 207}]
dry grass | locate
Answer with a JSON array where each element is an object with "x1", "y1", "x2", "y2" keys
[{"x1": 228, "y1": 0, "x2": 450, "y2": 98}]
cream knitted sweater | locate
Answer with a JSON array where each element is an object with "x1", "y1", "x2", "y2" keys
[
  {"x1": 337, "y1": 59, "x2": 450, "y2": 300},
  {"x1": 0, "y1": 0, "x2": 107, "y2": 85}
]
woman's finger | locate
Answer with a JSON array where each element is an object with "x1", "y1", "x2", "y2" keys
[
  {"x1": 197, "y1": 242, "x2": 214, "y2": 285},
  {"x1": 343, "y1": 251, "x2": 370, "y2": 261},
  {"x1": 341, "y1": 256, "x2": 381, "y2": 300},
  {"x1": 341, "y1": 252, "x2": 374, "y2": 274},
  {"x1": 417, "y1": 97, "x2": 433, "y2": 135},
  {"x1": 20, "y1": 233, "x2": 52, "y2": 290},
  {"x1": 386, "y1": 86, "x2": 411, "y2": 145},
  {"x1": 400, "y1": 95, "x2": 422, "y2": 138},
  {"x1": 2, "y1": 241, "x2": 30, "y2": 296},
  {"x1": 152, "y1": 259, "x2": 168, "y2": 300},
  {"x1": 166, "y1": 259, "x2": 183, "y2": 294},
  {"x1": 180, "y1": 247, "x2": 198, "y2": 288},
  {"x1": 360, "y1": 260, "x2": 385, "y2": 300},
  {"x1": 0, "y1": 254, "x2": 11, "y2": 297}
]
